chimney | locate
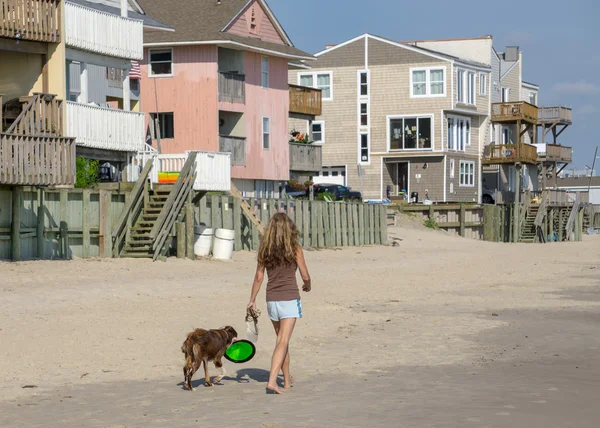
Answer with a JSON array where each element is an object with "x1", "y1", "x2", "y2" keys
[
  {"x1": 504, "y1": 46, "x2": 519, "y2": 62},
  {"x1": 121, "y1": 0, "x2": 128, "y2": 17}
]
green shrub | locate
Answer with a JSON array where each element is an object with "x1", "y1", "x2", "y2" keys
[
  {"x1": 75, "y1": 157, "x2": 100, "y2": 188},
  {"x1": 424, "y1": 218, "x2": 439, "y2": 229},
  {"x1": 316, "y1": 191, "x2": 335, "y2": 202}
]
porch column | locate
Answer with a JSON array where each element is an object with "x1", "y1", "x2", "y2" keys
[
  {"x1": 513, "y1": 163, "x2": 521, "y2": 243},
  {"x1": 79, "y1": 62, "x2": 88, "y2": 104},
  {"x1": 121, "y1": 0, "x2": 128, "y2": 17},
  {"x1": 123, "y1": 69, "x2": 131, "y2": 111}
]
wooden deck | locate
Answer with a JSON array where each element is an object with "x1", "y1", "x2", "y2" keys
[
  {"x1": 483, "y1": 143, "x2": 538, "y2": 165},
  {"x1": 289, "y1": 143, "x2": 322, "y2": 172},
  {"x1": 0, "y1": 133, "x2": 76, "y2": 186},
  {"x1": 538, "y1": 106, "x2": 572, "y2": 125},
  {"x1": 491, "y1": 102, "x2": 538, "y2": 123},
  {"x1": 538, "y1": 144, "x2": 572, "y2": 163},
  {"x1": 289, "y1": 85, "x2": 322, "y2": 117},
  {"x1": 0, "y1": 0, "x2": 60, "y2": 43}
]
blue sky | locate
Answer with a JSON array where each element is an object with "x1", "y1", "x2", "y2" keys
[{"x1": 269, "y1": 0, "x2": 600, "y2": 170}]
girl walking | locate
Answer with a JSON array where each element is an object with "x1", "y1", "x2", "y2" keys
[{"x1": 247, "y1": 213, "x2": 311, "y2": 394}]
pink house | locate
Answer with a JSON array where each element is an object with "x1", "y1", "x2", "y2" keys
[{"x1": 137, "y1": 0, "x2": 317, "y2": 197}]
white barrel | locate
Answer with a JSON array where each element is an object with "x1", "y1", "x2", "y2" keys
[
  {"x1": 194, "y1": 226, "x2": 214, "y2": 257},
  {"x1": 212, "y1": 228, "x2": 235, "y2": 260}
]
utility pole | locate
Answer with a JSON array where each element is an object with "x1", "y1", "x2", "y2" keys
[{"x1": 588, "y1": 146, "x2": 598, "y2": 194}]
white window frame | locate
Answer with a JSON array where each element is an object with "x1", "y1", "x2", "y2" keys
[
  {"x1": 467, "y1": 72, "x2": 476, "y2": 105},
  {"x1": 308, "y1": 120, "x2": 325, "y2": 144},
  {"x1": 359, "y1": 133, "x2": 370, "y2": 165},
  {"x1": 457, "y1": 69, "x2": 464, "y2": 103},
  {"x1": 456, "y1": 69, "x2": 476, "y2": 105},
  {"x1": 298, "y1": 71, "x2": 333, "y2": 101},
  {"x1": 449, "y1": 158, "x2": 455, "y2": 178},
  {"x1": 529, "y1": 92, "x2": 537, "y2": 106},
  {"x1": 410, "y1": 67, "x2": 446, "y2": 98},
  {"x1": 359, "y1": 101, "x2": 369, "y2": 128},
  {"x1": 386, "y1": 114, "x2": 435, "y2": 152},
  {"x1": 479, "y1": 73, "x2": 487, "y2": 96},
  {"x1": 148, "y1": 48, "x2": 174, "y2": 78},
  {"x1": 149, "y1": 112, "x2": 175, "y2": 139},
  {"x1": 261, "y1": 56, "x2": 269, "y2": 88},
  {"x1": 459, "y1": 160, "x2": 475, "y2": 187},
  {"x1": 447, "y1": 115, "x2": 471, "y2": 152},
  {"x1": 501, "y1": 87, "x2": 510, "y2": 103},
  {"x1": 358, "y1": 70, "x2": 369, "y2": 98},
  {"x1": 262, "y1": 117, "x2": 270, "y2": 150}
]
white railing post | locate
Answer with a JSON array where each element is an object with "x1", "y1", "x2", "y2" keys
[
  {"x1": 123, "y1": 68, "x2": 131, "y2": 111},
  {"x1": 79, "y1": 62, "x2": 88, "y2": 104}
]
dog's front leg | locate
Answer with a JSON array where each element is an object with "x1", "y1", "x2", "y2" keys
[
  {"x1": 213, "y1": 358, "x2": 226, "y2": 383},
  {"x1": 203, "y1": 360, "x2": 213, "y2": 387}
]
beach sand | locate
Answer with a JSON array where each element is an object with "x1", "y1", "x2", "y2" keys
[{"x1": 1, "y1": 218, "x2": 599, "y2": 426}]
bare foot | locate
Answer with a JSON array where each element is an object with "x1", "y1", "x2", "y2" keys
[
  {"x1": 284, "y1": 376, "x2": 295, "y2": 389},
  {"x1": 266, "y1": 384, "x2": 285, "y2": 394}
]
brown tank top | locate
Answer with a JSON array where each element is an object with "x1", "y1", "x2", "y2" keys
[{"x1": 266, "y1": 262, "x2": 300, "y2": 302}]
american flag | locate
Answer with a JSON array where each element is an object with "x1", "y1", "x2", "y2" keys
[{"x1": 130, "y1": 61, "x2": 142, "y2": 80}]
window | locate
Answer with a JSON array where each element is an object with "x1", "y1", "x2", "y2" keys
[
  {"x1": 449, "y1": 159, "x2": 455, "y2": 178},
  {"x1": 298, "y1": 72, "x2": 332, "y2": 100},
  {"x1": 459, "y1": 161, "x2": 475, "y2": 187},
  {"x1": 311, "y1": 121, "x2": 324, "y2": 144},
  {"x1": 457, "y1": 70, "x2": 464, "y2": 103},
  {"x1": 411, "y1": 68, "x2": 445, "y2": 97},
  {"x1": 467, "y1": 72, "x2": 476, "y2": 105},
  {"x1": 529, "y1": 92, "x2": 537, "y2": 106},
  {"x1": 359, "y1": 133, "x2": 369, "y2": 163},
  {"x1": 149, "y1": 49, "x2": 173, "y2": 76},
  {"x1": 479, "y1": 73, "x2": 487, "y2": 96},
  {"x1": 447, "y1": 116, "x2": 471, "y2": 151},
  {"x1": 502, "y1": 128, "x2": 510, "y2": 144},
  {"x1": 501, "y1": 87, "x2": 510, "y2": 102},
  {"x1": 389, "y1": 116, "x2": 432, "y2": 150},
  {"x1": 149, "y1": 113, "x2": 175, "y2": 139},
  {"x1": 360, "y1": 102, "x2": 368, "y2": 126},
  {"x1": 359, "y1": 71, "x2": 369, "y2": 96},
  {"x1": 262, "y1": 117, "x2": 270, "y2": 149},
  {"x1": 261, "y1": 56, "x2": 269, "y2": 88}
]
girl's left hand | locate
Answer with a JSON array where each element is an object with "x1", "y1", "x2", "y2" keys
[{"x1": 247, "y1": 300, "x2": 256, "y2": 310}]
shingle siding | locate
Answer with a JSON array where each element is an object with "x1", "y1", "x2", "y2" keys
[
  {"x1": 368, "y1": 39, "x2": 436, "y2": 66},
  {"x1": 312, "y1": 38, "x2": 366, "y2": 69}
]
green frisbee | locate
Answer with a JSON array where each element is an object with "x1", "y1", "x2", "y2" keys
[{"x1": 224, "y1": 340, "x2": 256, "y2": 364}]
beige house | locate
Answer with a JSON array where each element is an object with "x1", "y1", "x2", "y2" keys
[{"x1": 288, "y1": 34, "x2": 491, "y2": 202}]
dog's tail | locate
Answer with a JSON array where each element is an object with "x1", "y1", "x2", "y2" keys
[{"x1": 181, "y1": 333, "x2": 195, "y2": 371}]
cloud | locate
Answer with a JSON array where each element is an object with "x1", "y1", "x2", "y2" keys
[
  {"x1": 576, "y1": 105, "x2": 600, "y2": 116},
  {"x1": 552, "y1": 81, "x2": 600, "y2": 95},
  {"x1": 505, "y1": 31, "x2": 534, "y2": 45}
]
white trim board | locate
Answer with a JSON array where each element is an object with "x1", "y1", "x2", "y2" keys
[{"x1": 409, "y1": 66, "x2": 447, "y2": 99}]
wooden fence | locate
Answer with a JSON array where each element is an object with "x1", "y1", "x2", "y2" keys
[
  {"x1": 388, "y1": 204, "x2": 484, "y2": 239},
  {"x1": 197, "y1": 196, "x2": 388, "y2": 251},
  {"x1": 1, "y1": 187, "x2": 388, "y2": 261}
]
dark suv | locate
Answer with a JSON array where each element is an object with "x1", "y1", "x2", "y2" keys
[{"x1": 314, "y1": 184, "x2": 362, "y2": 201}]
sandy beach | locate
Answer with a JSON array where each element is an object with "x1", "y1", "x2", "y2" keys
[{"x1": 1, "y1": 218, "x2": 599, "y2": 427}]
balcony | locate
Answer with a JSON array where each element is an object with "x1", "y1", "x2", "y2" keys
[
  {"x1": 289, "y1": 143, "x2": 322, "y2": 172},
  {"x1": 0, "y1": 93, "x2": 75, "y2": 186},
  {"x1": 534, "y1": 143, "x2": 572, "y2": 163},
  {"x1": 66, "y1": 102, "x2": 145, "y2": 152},
  {"x1": 491, "y1": 102, "x2": 538, "y2": 124},
  {"x1": 483, "y1": 143, "x2": 538, "y2": 165},
  {"x1": 0, "y1": 0, "x2": 60, "y2": 43},
  {"x1": 219, "y1": 135, "x2": 246, "y2": 166},
  {"x1": 218, "y1": 72, "x2": 246, "y2": 104},
  {"x1": 65, "y1": 2, "x2": 143, "y2": 60},
  {"x1": 289, "y1": 85, "x2": 322, "y2": 117},
  {"x1": 538, "y1": 106, "x2": 572, "y2": 125}
]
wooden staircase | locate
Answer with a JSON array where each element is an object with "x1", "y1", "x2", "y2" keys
[
  {"x1": 519, "y1": 205, "x2": 539, "y2": 243},
  {"x1": 121, "y1": 186, "x2": 171, "y2": 258},
  {"x1": 230, "y1": 181, "x2": 265, "y2": 235}
]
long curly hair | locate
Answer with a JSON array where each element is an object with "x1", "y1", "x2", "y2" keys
[{"x1": 258, "y1": 213, "x2": 299, "y2": 270}]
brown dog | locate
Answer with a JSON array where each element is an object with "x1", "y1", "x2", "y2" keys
[{"x1": 181, "y1": 326, "x2": 237, "y2": 390}]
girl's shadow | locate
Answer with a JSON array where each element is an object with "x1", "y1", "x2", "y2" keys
[{"x1": 176, "y1": 368, "x2": 271, "y2": 390}]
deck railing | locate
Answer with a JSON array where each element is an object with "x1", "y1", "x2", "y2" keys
[
  {"x1": 483, "y1": 143, "x2": 538, "y2": 165},
  {"x1": 218, "y1": 72, "x2": 246, "y2": 104},
  {"x1": 491, "y1": 102, "x2": 539, "y2": 123},
  {"x1": 6, "y1": 93, "x2": 63, "y2": 137},
  {"x1": 65, "y1": 2, "x2": 143, "y2": 60},
  {"x1": 289, "y1": 84, "x2": 322, "y2": 116},
  {"x1": 0, "y1": 133, "x2": 76, "y2": 185},
  {"x1": 66, "y1": 101, "x2": 145, "y2": 152},
  {"x1": 535, "y1": 143, "x2": 572, "y2": 163},
  {"x1": 538, "y1": 106, "x2": 572, "y2": 124},
  {"x1": 0, "y1": 0, "x2": 60, "y2": 42},
  {"x1": 219, "y1": 135, "x2": 246, "y2": 166},
  {"x1": 289, "y1": 143, "x2": 322, "y2": 172}
]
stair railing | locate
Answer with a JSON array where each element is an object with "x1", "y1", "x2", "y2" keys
[
  {"x1": 112, "y1": 158, "x2": 154, "y2": 257},
  {"x1": 150, "y1": 151, "x2": 198, "y2": 261},
  {"x1": 6, "y1": 93, "x2": 63, "y2": 136},
  {"x1": 565, "y1": 192, "x2": 582, "y2": 241},
  {"x1": 534, "y1": 190, "x2": 548, "y2": 228}
]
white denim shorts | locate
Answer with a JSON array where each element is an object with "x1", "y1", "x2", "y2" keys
[{"x1": 267, "y1": 299, "x2": 303, "y2": 322}]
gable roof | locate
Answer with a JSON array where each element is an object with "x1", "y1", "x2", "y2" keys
[
  {"x1": 137, "y1": 0, "x2": 314, "y2": 60},
  {"x1": 314, "y1": 34, "x2": 490, "y2": 70},
  {"x1": 68, "y1": 0, "x2": 173, "y2": 32}
]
